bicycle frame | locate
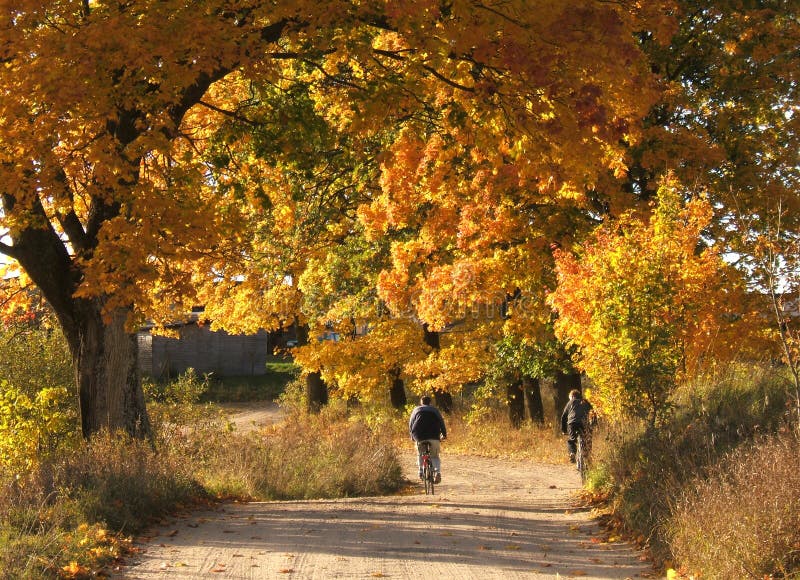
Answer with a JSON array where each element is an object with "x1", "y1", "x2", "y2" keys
[{"x1": 419, "y1": 441, "x2": 435, "y2": 495}]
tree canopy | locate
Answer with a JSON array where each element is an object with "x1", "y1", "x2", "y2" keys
[{"x1": 0, "y1": 0, "x2": 796, "y2": 432}]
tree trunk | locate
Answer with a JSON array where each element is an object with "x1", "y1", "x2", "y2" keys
[
  {"x1": 306, "y1": 371, "x2": 328, "y2": 413},
  {"x1": 73, "y1": 305, "x2": 151, "y2": 439},
  {"x1": 507, "y1": 380, "x2": 525, "y2": 428},
  {"x1": 296, "y1": 324, "x2": 328, "y2": 413},
  {"x1": 421, "y1": 324, "x2": 454, "y2": 413},
  {"x1": 389, "y1": 370, "x2": 407, "y2": 410},
  {"x1": 553, "y1": 371, "x2": 580, "y2": 433},
  {"x1": 434, "y1": 391, "x2": 453, "y2": 414},
  {"x1": 522, "y1": 375, "x2": 545, "y2": 424}
]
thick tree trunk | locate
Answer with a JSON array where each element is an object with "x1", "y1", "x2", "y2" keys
[
  {"x1": 389, "y1": 369, "x2": 407, "y2": 410},
  {"x1": 553, "y1": 371, "x2": 580, "y2": 433},
  {"x1": 522, "y1": 376, "x2": 545, "y2": 424},
  {"x1": 422, "y1": 324, "x2": 453, "y2": 413},
  {"x1": 507, "y1": 380, "x2": 525, "y2": 428},
  {"x1": 73, "y1": 305, "x2": 151, "y2": 439}
]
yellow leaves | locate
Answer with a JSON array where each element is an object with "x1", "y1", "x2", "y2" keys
[
  {"x1": 59, "y1": 523, "x2": 131, "y2": 579},
  {"x1": 0, "y1": 382, "x2": 78, "y2": 475},
  {"x1": 550, "y1": 178, "x2": 755, "y2": 423}
]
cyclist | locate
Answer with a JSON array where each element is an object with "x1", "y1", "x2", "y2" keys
[
  {"x1": 409, "y1": 395, "x2": 447, "y2": 483},
  {"x1": 560, "y1": 389, "x2": 593, "y2": 463}
]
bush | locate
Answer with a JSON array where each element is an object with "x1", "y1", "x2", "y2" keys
[
  {"x1": 668, "y1": 433, "x2": 800, "y2": 578},
  {"x1": 192, "y1": 406, "x2": 404, "y2": 500},
  {"x1": 142, "y1": 368, "x2": 209, "y2": 405},
  {"x1": 0, "y1": 383, "x2": 79, "y2": 477},
  {"x1": 593, "y1": 363, "x2": 793, "y2": 565}
]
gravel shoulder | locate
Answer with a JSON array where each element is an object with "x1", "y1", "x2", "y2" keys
[{"x1": 119, "y1": 441, "x2": 656, "y2": 579}]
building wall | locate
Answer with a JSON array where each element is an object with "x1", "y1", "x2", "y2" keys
[{"x1": 137, "y1": 323, "x2": 271, "y2": 379}]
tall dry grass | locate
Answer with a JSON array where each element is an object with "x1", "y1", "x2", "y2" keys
[
  {"x1": 445, "y1": 409, "x2": 566, "y2": 463},
  {"x1": 591, "y1": 363, "x2": 796, "y2": 570},
  {"x1": 668, "y1": 432, "x2": 800, "y2": 579},
  {"x1": 190, "y1": 408, "x2": 404, "y2": 500}
]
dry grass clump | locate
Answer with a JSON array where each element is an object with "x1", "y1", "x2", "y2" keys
[
  {"x1": 590, "y1": 364, "x2": 794, "y2": 566},
  {"x1": 0, "y1": 431, "x2": 200, "y2": 578},
  {"x1": 187, "y1": 406, "x2": 404, "y2": 500},
  {"x1": 443, "y1": 409, "x2": 566, "y2": 463},
  {"x1": 668, "y1": 432, "x2": 800, "y2": 579}
]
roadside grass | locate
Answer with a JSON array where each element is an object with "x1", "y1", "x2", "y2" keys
[
  {"x1": 202, "y1": 359, "x2": 300, "y2": 402},
  {"x1": 445, "y1": 409, "x2": 565, "y2": 463},
  {"x1": 144, "y1": 357, "x2": 300, "y2": 404},
  {"x1": 668, "y1": 432, "x2": 800, "y2": 579},
  {"x1": 588, "y1": 363, "x2": 798, "y2": 576}
]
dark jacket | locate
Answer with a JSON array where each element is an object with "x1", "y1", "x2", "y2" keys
[
  {"x1": 560, "y1": 398, "x2": 593, "y2": 433},
  {"x1": 409, "y1": 404, "x2": 447, "y2": 441}
]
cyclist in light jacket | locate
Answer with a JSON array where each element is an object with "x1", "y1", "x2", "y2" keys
[{"x1": 409, "y1": 395, "x2": 447, "y2": 483}]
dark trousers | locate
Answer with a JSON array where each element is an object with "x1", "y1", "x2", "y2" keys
[{"x1": 566, "y1": 422, "x2": 585, "y2": 455}]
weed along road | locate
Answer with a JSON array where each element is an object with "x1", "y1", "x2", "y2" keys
[{"x1": 120, "y1": 453, "x2": 653, "y2": 579}]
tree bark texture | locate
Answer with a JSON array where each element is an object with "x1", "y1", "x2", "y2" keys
[
  {"x1": 507, "y1": 380, "x2": 525, "y2": 428},
  {"x1": 522, "y1": 376, "x2": 545, "y2": 424},
  {"x1": 74, "y1": 306, "x2": 151, "y2": 438}
]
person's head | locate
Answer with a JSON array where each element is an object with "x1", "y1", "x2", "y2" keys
[
  {"x1": 569, "y1": 389, "x2": 583, "y2": 401},
  {"x1": 420, "y1": 395, "x2": 432, "y2": 406}
]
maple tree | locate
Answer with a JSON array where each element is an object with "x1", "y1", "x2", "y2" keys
[
  {"x1": 0, "y1": 0, "x2": 674, "y2": 435},
  {"x1": 549, "y1": 181, "x2": 762, "y2": 427}
]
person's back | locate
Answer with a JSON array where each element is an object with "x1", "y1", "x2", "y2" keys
[
  {"x1": 560, "y1": 389, "x2": 592, "y2": 462},
  {"x1": 409, "y1": 396, "x2": 447, "y2": 483}
]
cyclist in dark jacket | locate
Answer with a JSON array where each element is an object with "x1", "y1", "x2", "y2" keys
[
  {"x1": 560, "y1": 389, "x2": 593, "y2": 462},
  {"x1": 409, "y1": 396, "x2": 447, "y2": 483}
]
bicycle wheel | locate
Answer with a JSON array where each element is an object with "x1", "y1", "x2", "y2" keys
[
  {"x1": 576, "y1": 435, "x2": 586, "y2": 483},
  {"x1": 426, "y1": 462, "x2": 435, "y2": 495}
]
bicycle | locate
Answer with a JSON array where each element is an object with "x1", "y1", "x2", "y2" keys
[
  {"x1": 419, "y1": 441, "x2": 435, "y2": 495},
  {"x1": 575, "y1": 426, "x2": 592, "y2": 483}
]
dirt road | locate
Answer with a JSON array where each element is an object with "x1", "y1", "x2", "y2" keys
[{"x1": 120, "y1": 448, "x2": 654, "y2": 579}]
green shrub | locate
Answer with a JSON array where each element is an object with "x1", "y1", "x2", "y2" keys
[
  {"x1": 0, "y1": 323, "x2": 72, "y2": 397},
  {"x1": 0, "y1": 383, "x2": 79, "y2": 478},
  {"x1": 668, "y1": 433, "x2": 800, "y2": 578},
  {"x1": 142, "y1": 368, "x2": 209, "y2": 405}
]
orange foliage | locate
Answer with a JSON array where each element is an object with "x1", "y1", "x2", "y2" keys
[{"x1": 549, "y1": 179, "x2": 766, "y2": 423}]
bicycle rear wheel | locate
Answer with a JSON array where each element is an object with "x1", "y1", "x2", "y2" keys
[
  {"x1": 576, "y1": 435, "x2": 587, "y2": 483},
  {"x1": 423, "y1": 461, "x2": 434, "y2": 495}
]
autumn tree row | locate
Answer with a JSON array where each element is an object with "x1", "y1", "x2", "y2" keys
[{"x1": 0, "y1": 0, "x2": 796, "y2": 437}]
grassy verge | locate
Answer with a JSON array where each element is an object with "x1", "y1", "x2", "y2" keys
[
  {"x1": 0, "y1": 399, "x2": 402, "y2": 578},
  {"x1": 202, "y1": 359, "x2": 300, "y2": 402},
  {"x1": 668, "y1": 432, "x2": 800, "y2": 578},
  {"x1": 586, "y1": 363, "x2": 798, "y2": 577},
  {"x1": 445, "y1": 410, "x2": 565, "y2": 463}
]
